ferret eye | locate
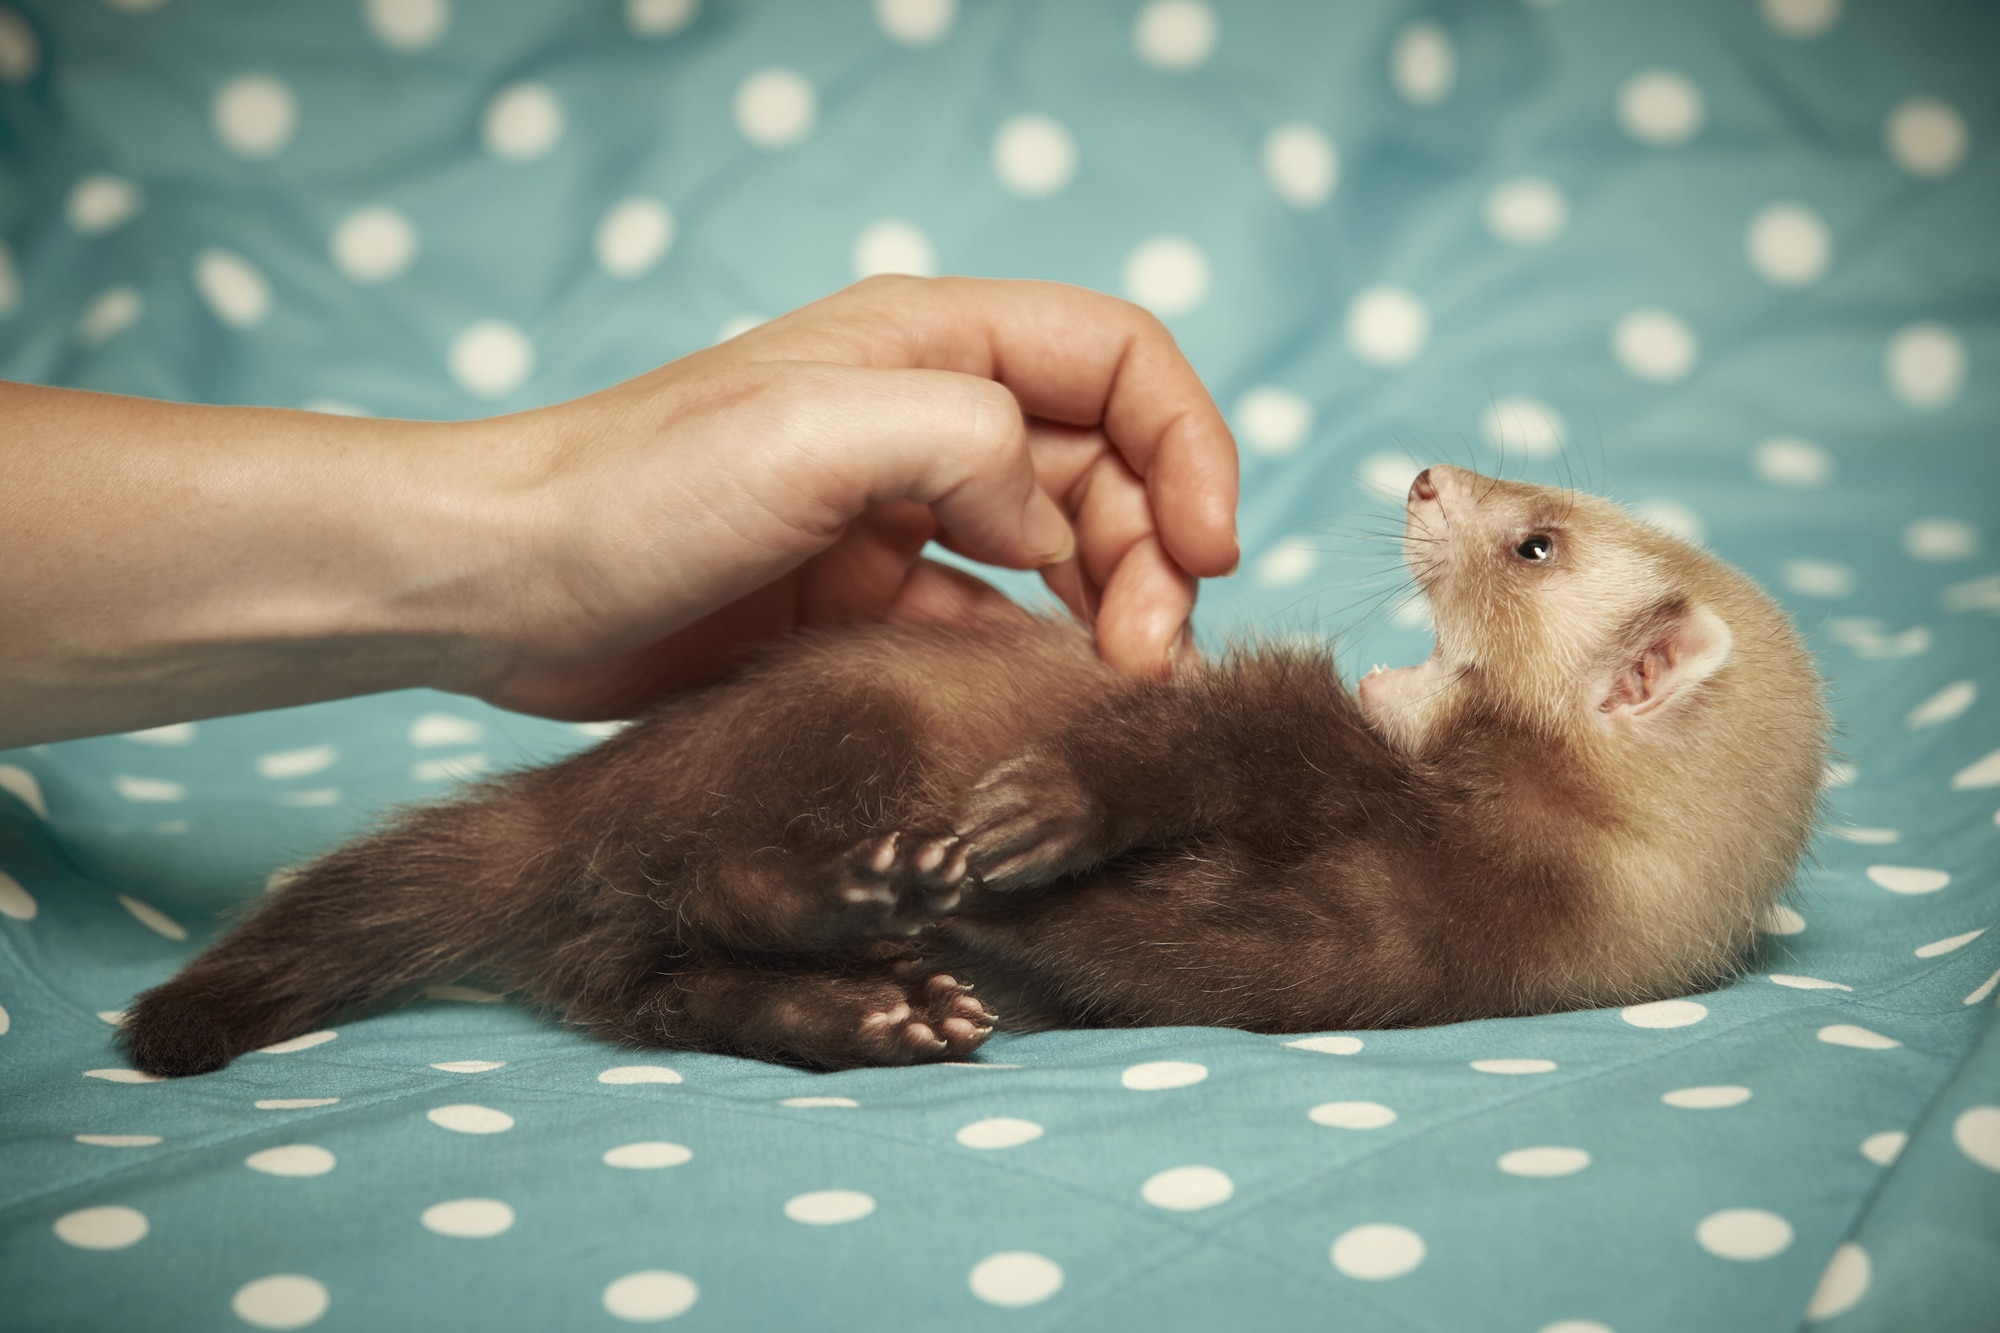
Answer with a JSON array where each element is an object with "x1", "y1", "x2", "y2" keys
[{"x1": 1515, "y1": 535, "x2": 1553, "y2": 562}]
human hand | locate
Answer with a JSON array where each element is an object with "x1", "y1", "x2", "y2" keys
[{"x1": 462, "y1": 276, "x2": 1240, "y2": 721}]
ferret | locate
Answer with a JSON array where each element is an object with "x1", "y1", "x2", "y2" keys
[{"x1": 122, "y1": 465, "x2": 1827, "y2": 1075}]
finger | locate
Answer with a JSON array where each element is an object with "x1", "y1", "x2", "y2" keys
[
  {"x1": 778, "y1": 364, "x2": 1074, "y2": 572},
  {"x1": 761, "y1": 277, "x2": 1239, "y2": 577},
  {"x1": 1092, "y1": 534, "x2": 1198, "y2": 677}
]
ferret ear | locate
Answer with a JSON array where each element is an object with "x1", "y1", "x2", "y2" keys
[{"x1": 1598, "y1": 601, "x2": 1733, "y2": 724}]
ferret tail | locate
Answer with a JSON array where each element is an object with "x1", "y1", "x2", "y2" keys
[{"x1": 121, "y1": 795, "x2": 539, "y2": 1077}]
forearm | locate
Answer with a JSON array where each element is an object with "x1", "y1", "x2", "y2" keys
[{"x1": 0, "y1": 382, "x2": 532, "y2": 747}]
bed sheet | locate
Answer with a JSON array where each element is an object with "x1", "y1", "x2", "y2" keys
[{"x1": 2, "y1": 1, "x2": 1997, "y2": 1330}]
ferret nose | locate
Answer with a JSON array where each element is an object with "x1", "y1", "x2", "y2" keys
[{"x1": 1410, "y1": 468, "x2": 1438, "y2": 502}]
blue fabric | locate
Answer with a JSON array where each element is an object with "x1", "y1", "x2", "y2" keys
[{"x1": 2, "y1": 1, "x2": 1997, "y2": 1329}]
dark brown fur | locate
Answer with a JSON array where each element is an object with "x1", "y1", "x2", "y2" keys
[{"x1": 121, "y1": 469, "x2": 1824, "y2": 1075}]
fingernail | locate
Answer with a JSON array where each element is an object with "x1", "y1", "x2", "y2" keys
[{"x1": 1024, "y1": 491, "x2": 1075, "y2": 565}]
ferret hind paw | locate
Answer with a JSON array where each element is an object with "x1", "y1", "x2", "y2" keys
[
  {"x1": 854, "y1": 972, "x2": 995, "y2": 1065},
  {"x1": 954, "y1": 749, "x2": 1097, "y2": 892},
  {"x1": 820, "y1": 830, "x2": 969, "y2": 940}
]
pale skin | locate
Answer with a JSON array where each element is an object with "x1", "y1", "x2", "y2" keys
[{"x1": 0, "y1": 276, "x2": 1240, "y2": 749}]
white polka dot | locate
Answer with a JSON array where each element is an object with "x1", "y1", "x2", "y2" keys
[
  {"x1": 1613, "y1": 308, "x2": 1697, "y2": 382},
  {"x1": 1908, "y1": 680, "x2": 1976, "y2": 729},
  {"x1": 1746, "y1": 204, "x2": 1831, "y2": 287},
  {"x1": 1805, "y1": 1241, "x2": 1870, "y2": 1321},
  {"x1": 714, "y1": 313, "x2": 765, "y2": 343},
  {"x1": 365, "y1": 0, "x2": 448, "y2": 51},
  {"x1": 0, "y1": 237, "x2": 17, "y2": 319},
  {"x1": 117, "y1": 893, "x2": 186, "y2": 940},
  {"x1": 85, "y1": 1067, "x2": 161, "y2": 1083},
  {"x1": 604, "y1": 1141, "x2": 693, "y2": 1168},
  {"x1": 603, "y1": 1271, "x2": 698, "y2": 1322},
  {"x1": 421, "y1": 1198, "x2": 514, "y2": 1237},
  {"x1": 79, "y1": 285, "x2": 143, "y2": 346},
  {"x1": 1917, "y1": 928, "x2": 1986, "y2": 958},
  {"x1": 1770, "y1": 974, "x2": 1851, "y2": 992},
  {"x1": 1967, "y1": 967, "x2": 2000, "y2": 1006},
  {"x1": 734, "y1": 68, "x2": 815, "y2": 148},
  {"x1": 992, "y1": 114, "x2": 1075, "y2": 197},
  {"x1": 852, "y1": 219, "x2": 936, "y2": 279},
  {"x1": 426, "y1": 1103, "x2": 514, "y2": 1133},
  {"x1": 54, "y1": 1205, "x2": 147, "y2": 1249},
  {"x1": 75, "y1": 1134, "x2": 163, "y2": 1147},
  {"x1": 1635, "y1": 499, "x2": 1705, "y2": 544},
  {"x1": 969, "y1": 1252, "x2": 1063, "y2": 1307},
  {"x1": 300, "y1": 400, "x2": 367, "y2": 418},
  {"x1": 113, "y1": 773, "x2": 184, "y2": 803},
  {"x1": 596, "y1": 197, "x2": 675, "y2": 278},
  {"x1": 213, "y1": 74, "x2": 297, "y2": 158},
  {"x1": 1762, "y1": 0, "x2": 1840, "y2": 38},
  {"x1": 431, "y1": 1059, "x2": 504, "y2": 1074},
  {"x1": 1141, "y1": 1165, "x2": 1233, "y2": 1210},
  {"x1": 599, "y1": 1064, "x2": 682, "y2": 1085},
  {"x1": 483, "y1": 82, "x2": 562, "y2": 160},
  {"x1": 1663, "y1": 1085, "x2": 1752, "y2": 1109},
  {"x1": 1818, "y1": 1024, "x2": 1900, "y2": 1050},
  {"x1": 1860, "y1": 1131, "x2": 1907, "y2": 1166},
  {"x1": 1887, "y1": 98, "x2": 1968, "y2": 178},
  {"x1": 1283, "y1": 1034, "x2": 1362, "y2": 1055},
  {"x1": 104, "y1": 0, "x2": 168, "y2": 11},
  {"x1": 450, "y1": 320, "x2": 534, "y2": 398},
  {"x1": 1782, "y1": 559, "x2": 1852, "y2": 598},
  {"x1": 0, "y1": 1000, "x2": 8, "y2": 1033},
  {"x1": 1952, "y1": 1106, "x2": 2000, "y2": 1170},
  {"x1": 1254, "y1": 536, "x2": 1318, "y2": 587},
  {"x1": 1696, "y1": 1208, "x2": 1793, "y2": 1261},
  {"x1": 956, "y1": 1117, "x2": 1044, "y2": 1149},
  {"x1": 255, "y1": 1097, "x2": 338, "y2": 1109},
  {"x1": 126, "y1": 722, "x2": 196, "y2": 745},
  {"x1": 405, "y1": 716, "x2": 480, "y2": 750},
  {"x1": 257, "y1": 1030, "x2": 337, "y2": 1054},
  {"x1": 331, "y1": 206, "x2": 417, "y2": 283},
  {"x1": 1310, "y1": 1100, "x2": 1397, "y2": 1129},
  {"x1": 1621, "y1": 999, "x2": 1706, "y2": 1029},
  {"x1": 1618, "y1": 70, "x2": 1703, "y2": 146},
  {"x1": 193, "y1": 248, "x2": 272, "y2": 330},
  {"x1": 1262, "y1": 124, "x2": 1338, "y2": 208},
  {"x1": 1956, "y1": 750, "x2": 2000, "y2": 790},
  {"x1": 1484, "y1": 175, "x2": 1567, "y2": 245},
  {"x1": 0, "y1": 8, "x2": 38, "y2": 84},
  {"x1": 232, "y1": 1275, "x2": 330, "y2": 1330},
  {"x1": 1479, "y1": 396, "x2": 1565, "y2": 458},
  {"x1": 1235, "y1": 387, "x2": 1313, "y2": 456},
  {"x1": 66, "y1": 173, "x2": 142, "y2": 236},
  {"x1": 1331, "y1": 1223, "x2": 1425, "y2": 1280},
  {"x1": 0, "y1": 766, "x2": 47, "y2": 820},
  {"x1": 246, "y1": 1145, "x2": 335, "y2": 1177},
  {"x1": 1470, "y1": 1057, "x2": 1556, "y2": 1074},
  {"x1": 257, "y1": 745, "x2": 336, "y2": 780},
  {"x1": 1121, "y1": 1059, "x2": 1207, "y2": 1090},
  {"x1": 1346, "y1": 286, "x2": 1427, "y2": 368},
  {"x1": 784, "y1": 1189, "x2": 875, "y2": 1225},
  {"x1": 780, "y1": 1095, "x2": 858, "y2": 1108},
  {"x1": 1133, "y1": 0, "x2": 1215, "y2": 71},
  {"x1": 425, "y1": 984, "x2": 503, "y2": 1003},
  {"x1": 1391, "y1": 21, "x2": 1455, "y2": 106},
  {"x1": 1866, "y1": 865, "x2": 1949, "y2": 894},
  {"x1": 1752, "y1": 436, "x2": 1831, "y2": 487},
  {"x1": 1122, "y1": 236, "x2": 1209, "y2": 318},
  {"x1": 875, "y1": 0, "x2": 951, "y2": 45},
  {"x1": 1885, "y1": 323, "x2": 1965, "y2": 410},
  {"x1": 627, "y1": 0, "x2": 697, "y2": 38},
  {"x1": 1498, "y1": 1146, "x2": 1590, "y2": 1177},
  {"x1": 0, "y1": 869, "x2": 36, "y2": 920},
  {"x1": 1537, "y1": 1324, "x2": 1615, "y2": 1333},
  {"x1": 1905, "y1": 517, "x2": 1981, "y2": 566}
]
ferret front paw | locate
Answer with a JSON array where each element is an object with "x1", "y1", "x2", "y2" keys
[
  {"x1": 855, "y1": 970, "x2": 995, "y2": 1065},
  {"x1": 818, "y1": 830, "x2": 970, "y2": 941},
  {"x1": 955, "y1": 749, "x2": 1100, "y2": 892}
]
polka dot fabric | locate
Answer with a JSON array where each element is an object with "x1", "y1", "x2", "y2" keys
[{"x1": 1, "y1": 2, "x2": 1996, "y2": 1329}]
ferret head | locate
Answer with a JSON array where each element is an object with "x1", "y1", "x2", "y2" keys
[{"x1": 1357, "y1": 465, "x2": 1827, "y2": 986}]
